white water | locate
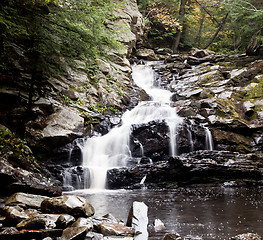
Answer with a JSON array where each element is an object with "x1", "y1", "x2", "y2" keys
[
  {"x1": 204, "y1": 126, "x2": 214, "y2": 150},
  {"x1": 81, "y1": 63, "x2": 183, "y2": 189}
]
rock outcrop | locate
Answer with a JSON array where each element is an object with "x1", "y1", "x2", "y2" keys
[
  {"x1": 0, "y1": 0, "x2": 144, "y2": 196},
  {"x1": 107, "y1": 150, "x2": 263, "y2": 189}
]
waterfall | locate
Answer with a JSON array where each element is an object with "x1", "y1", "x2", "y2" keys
[
  {"x1": 204, "y1": 126, "x2": 214, "y2": 150},
  {"x1": 80, "y1": 63, "x2": 183, "y2": 190}
]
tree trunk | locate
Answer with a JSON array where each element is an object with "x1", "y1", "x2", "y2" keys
[
  {"x1": 173, "y1": 0, "x2": 187, "y2": 53},
  {"x1": 195, "y1": 11, "x2": 205, "y2": 48},
  {"x1": 204, "y1": 13, "x2": 229, "y2": 49}
]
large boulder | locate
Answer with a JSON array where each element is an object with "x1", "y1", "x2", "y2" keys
[
  {"x1": 5, "y1": 192, "x2": 49, "y2": 209},
  {"x1": 126, "y1": 202, "x2": 148, "y2": 240},
  {"x1": 41, "y1": 108, "x2": 84, "y2": 148},
  {"x1": 136, "y1": 49, "x2": 158, "y2": 61},
  {"x1": 41, "y1": 195, "x2": 95, "y2": 218}
]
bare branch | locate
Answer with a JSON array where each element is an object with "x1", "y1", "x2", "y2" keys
[{"x1": 223, "y1": 0, "x2": 263, "y2": 13}]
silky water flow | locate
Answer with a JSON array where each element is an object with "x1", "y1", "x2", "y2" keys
[
  {"x1": 63, "y1": 62, "x2": 213, "y2": 190},
  {"x1": 81, "y1": 63, "x2": 183, "y2": 189}
]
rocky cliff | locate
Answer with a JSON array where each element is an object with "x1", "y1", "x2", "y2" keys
[{"x1": 0, "y1": 0, "x2": 144, "y2": 196}]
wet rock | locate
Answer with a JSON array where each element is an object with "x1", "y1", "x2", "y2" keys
[
  {"x1": 153, "y1": 219, "x2": 165, "y2": 232},
  {"x1": 161, "y1": 232, "x2": 183, "y2": 240},
  {"x1": 98, "y1": 222, "x2": 135, "y2": 236},
  {"x1": 0, "y1": 229, "x2": 63, "y2": 240},
  {"x1": 127, "y1": 201, "x2": 148, "y2": 239},
  {"x1": 70, "y1": 217, "x2": 93, "y2": 230},
  {"x1": 108, "y1": 150, "x2": 263, "y2": 189},
  {"x1": 86, "y1": 232, "x2": 104, "y2": 240},
  {"x1": 4, "y1": 206, "x2": 32, "y2": 224},
  {"x1": 230, "y1": 233, "x2": 262, "y2": 240},
  {"x1": 41, "y1": 195, "x2": 95, "y2": 217},
  {"x1": 0, "y1": 157, "x2": 62, "y2": 196},
  {"x1": 55, "y1": 214, "x2": 76, "y2": 229},
  {"x1": 91, "y1": 214, "x2": 122, "y2": 231},
  {"x1": 5, "y1": 192, "x2": 49, "y2": 209},
  {"x1": 16, "y1": 214, "x2": 62, "y2": 230},
  {"x1": 61, "y1": 226, "x2": 88, "y2": 240},
  {"x1": 130, "y1": 121, "x2": 170, "y2": 159}
]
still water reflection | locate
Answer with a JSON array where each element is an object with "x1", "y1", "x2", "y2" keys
[{"x1": 68, "y1": 187, "x2": 263, "y2": 240}]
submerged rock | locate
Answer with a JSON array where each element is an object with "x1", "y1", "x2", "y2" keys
[
  {"x1": 153, "y1": 218, "x2": 166, "y2": 232},
  {"x1": 161, "y1": 233, "x2": 183, "y2": 240},
  {"x1": 230, "y1": 233, "x2": 262, "y2": 240}
]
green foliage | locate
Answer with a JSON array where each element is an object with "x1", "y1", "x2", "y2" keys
[
  {"x1": 0, "y1": 128, "x2": 35, "y2": 163},
  {"x1": 88, "y1": 103, "x2": 120, "y2": 115},
  {"x1": 0, "y1": 0, "x2": 121, "y2": 77},
  {"x1": 222, "y1": 0, "x2": 263, "y2": 51}
]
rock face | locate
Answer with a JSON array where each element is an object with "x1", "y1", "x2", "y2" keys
[
  {"x1": 0, "y1": 157, "x2": 62, "y2": 196},
  {"x1": 0, "y1": 0, "x2": 144, "y2": 197},
  {"x1": 107, "y1": 150, "x2": 263, "y2": 189}
]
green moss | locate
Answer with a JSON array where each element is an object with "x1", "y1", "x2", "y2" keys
[
  {"x1": 216, "y1": 98, "x2": 242, "y2": 120},
  {"x1": 247, "y1": 76, "x2": 263, "y2": 99},
  {"x1": 200, "y1": 74, "x2": 214, "y2": 85}
]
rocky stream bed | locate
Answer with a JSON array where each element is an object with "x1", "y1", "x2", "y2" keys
[{"x1": 0, "y1": 192, "x2": 262, "y2": 240}]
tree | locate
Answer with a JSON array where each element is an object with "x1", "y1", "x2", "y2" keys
[
  {"x1": 0, "y1": 0, "x2": 120, "y2": 112},
  {"x1": 222, "y1": 0, "x2": 263, "y2": 51},
  {"x1": 172, "y1": 0, "x2": 186, "y2": 52}
]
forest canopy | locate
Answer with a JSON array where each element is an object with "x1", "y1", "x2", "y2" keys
[{"x1": 137, "y1": 0, "x2": 263, "y2": 53}]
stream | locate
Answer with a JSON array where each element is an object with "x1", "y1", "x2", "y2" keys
[
  {"x1": 67, "y1": 187, "x2": 263, "y2": 240},
  {"x1": 63, "y1": 62, "x2": 263, "y2": 239}
]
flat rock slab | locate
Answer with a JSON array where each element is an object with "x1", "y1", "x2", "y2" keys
[
  {"x1": 99, "y1": 222, "x2": 135, "y2": 236},
  {"x1": 41, "y1": 195, "x2": 95, "y2": 217},
  {"x1": 5, "y1": 192, "x2": 49, "y2": 209}
]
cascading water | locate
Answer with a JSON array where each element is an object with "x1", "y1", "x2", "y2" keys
[
  {"x1": 63, "y1": 62, "x2": 215, "y2": 190},
  {"x1": 204, "y1": 126, "x2": 214, "y2": 150},
  {"x1": 81, "y1": 62, "x2": 183, "y2": 189}
]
